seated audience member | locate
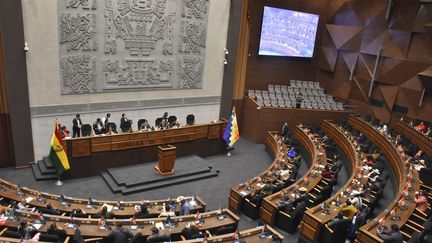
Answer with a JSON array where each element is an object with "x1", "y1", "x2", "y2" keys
[
  {"x1": 281, "y1": 122, "x2": 289, "y2": 137},
  {"x1": 47, "y1": 223, "x2": 67, "y2": 241},
  {"x1": 287, "y1": 147, "x2": 296, "y2": 159},
  {"x1": 341, "y1": 201, "x2": 356, "y2": 219},
  {"x1": 107, "y1": 222, "x2": 135, "y2": 243},
  {"x1": 181, "y1": 223, "x2": 200, "y2": 240},
  {"x1": 350, "y1": 192, "x2": 363, "y2": 208},
  {"x1": 378, "y1": 224, "x2": 403, "y2": 243},
  {"x1": 415, "y1": 191, "x2": 428, "y2": 213},
  {"x1": 93, "y1": 118, "x2": 104, "y2": 135},
  {"x1": 425, "y1": 127, "x2": 432, "y2": 137},
  {"x1": 416, "y1": 121, "x2": 426, "y2": 133},
  {"x1": 159, "y1": 204, "x2": 176, "y2": 218},
  {"x1": 60, "y1": 126, "x2": 70, "y2": 138},
  {"x1": 147, "y1": 226, "x2": 170, "y2": 243}
]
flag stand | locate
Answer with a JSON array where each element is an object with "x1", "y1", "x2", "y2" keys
[
  {"x1": 54, "y1": 173, "x2": 63, "y2": 186},
  {"x1": 227, "y1": 146, "x2": 232, "y2": 157}
]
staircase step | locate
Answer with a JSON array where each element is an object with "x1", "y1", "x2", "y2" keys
[
  {"x1": 121, "y1": 171, "x2": 219, "y2": 195},
  {"x1": 42, "y1": 157, "x2": 54, "y2": 169},
  {"x1": 108, "y1": 167, "x2": 213, "y2": 188},
  {"x1": 37, "y1": 161, "x2": 56, "y2": 175},
  {"x1": 100, "y1": 172, "x2": 122, "y2": 193},
  {"x1": 31, "y1": 164, "x2": 57, "y2": 181}
]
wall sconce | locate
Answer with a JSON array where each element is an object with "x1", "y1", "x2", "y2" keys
[
  {"x1": 224, "y1": 48, "x2": 229, "y2": 55},
  {"x1": 24, "y1": 42, "x2": 29, "y2": 52},
  {"x1": 223, "y1": 59, "x2": 228, "y2": 65}
]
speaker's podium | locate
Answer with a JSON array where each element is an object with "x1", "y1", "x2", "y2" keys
[{"x1": 154, "y1": 145, "x2": 176, "y2": 175}]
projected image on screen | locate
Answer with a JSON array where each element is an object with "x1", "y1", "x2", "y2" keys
[{"x1": 258, "y1": 6, "x2": 319, "y2": 58}]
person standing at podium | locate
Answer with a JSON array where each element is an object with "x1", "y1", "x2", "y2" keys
[{"x1": 72, "y1": 114, "x2": 82, "y2": 137}]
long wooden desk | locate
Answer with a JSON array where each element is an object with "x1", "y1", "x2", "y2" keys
[
  {"x1": 1, "y1": 208, "x2": 239, "y2": 239},
  {"x1": 352, "y1": 116, "x2": 420, "y2": 243},
  {"x1": 299, "y1": 120, "x2": 360, "y2": 242},
  {"x1": 61, "y1": 121, "x2": 227, "y2": 178},
  {"x1": 0, "y1": 179, "x2": 205, "y2": 218},
  {"x1": 260, "y1": 125, "x2": 328, "y2": 225},
  {"x1": 180, "y1": 225, "x2": 284, "y2": 242},
  {"x1": 228, "y1": 131, "x2": 284, "y2": 212},
  {"x1": 393, "y1": 119, "x2": 432, "y2": 156}
]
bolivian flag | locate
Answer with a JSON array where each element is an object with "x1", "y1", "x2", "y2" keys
[
  {"x1": 223, "y1": 106, "x2": 240, "y2": 147},
  {"x1": 48, "y1": 122, "x2": 70, "y2": 174}
]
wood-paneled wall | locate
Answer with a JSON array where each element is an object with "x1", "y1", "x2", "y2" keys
[{"x1": 238, "y1": 0, "x2": 432, "y2": 123}]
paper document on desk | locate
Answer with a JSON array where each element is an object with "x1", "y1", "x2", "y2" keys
[
  {"x1": 25, "y1": 197, "x2": 34, "y2": 203},
  {"x1": 33, "y1": 223, "x2": 43, "y2": 230},
  {"x1": 102, "y1": 204, "x2": 113, "y2": 212},
  {"x1": 240, "y1": 191, "x2": 249, "y2": 196}
]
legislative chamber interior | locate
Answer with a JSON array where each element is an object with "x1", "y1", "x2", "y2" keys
[{"x1": 0, "y1": 0, "x2": 431, "y2": 242}]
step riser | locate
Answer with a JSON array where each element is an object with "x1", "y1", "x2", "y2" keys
[
  {"x1": 43, "y1": 157, "x2": 54, "y2": 169},
  {"x1": 31, "y1": 164, "x2": 57, "y2": 181},
  {"x1": 100, "y1": 173, "x2": 122, "y2": 193},
  {"x1": 121, "y1": 173, "x2": 219, "y2": 195},
  {"x1": 114, "y1": 169, "x2": 212, "y2": 188},
  {"x1": 37, "y1": 161, "x2": 56, "y2": 175}
]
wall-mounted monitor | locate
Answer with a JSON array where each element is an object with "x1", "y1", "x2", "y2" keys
[{"x1": 258, "y1": 6, "x2": 319, "y2": 58}]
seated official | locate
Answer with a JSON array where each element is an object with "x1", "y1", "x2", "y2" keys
[
  {"x1": 181, "y1": 223, "x2": 200, "y2": 240},
  {"x1": 327, "y1": 212, "x2": 345, "y2": 228},
  {"x1": 178, "y1": 196, "x2": 191, "y2": 216},
  {"x1": 322, "y1": 165, "x2": 333, "y2": 179},
  {"x1": 47, "y1": 223, "x2": 67, "y2": 241},
  {"x1": 157, "y1": 119, "x2": 169, "y2": 130},
  {"x1": 107, "y1": 222, "x2": 135, "y2": 243},
  {"x1": 147, "y1": 226, "x2": 171, "y2": 243},
  {"x1": 17, "y1": 220, "x2": 37, "y2": 240},
  {"x1": 416, "y1": 122, "x2": 426, "y2": 133},
  {"x1": 134, "y1": 202, "x2": 150, "y2": 218},
  {"x1": 96, "y1": 206, "x2": 113, "y2": 219},
  {"x1": 171, "y1": 119, "x2": 181, "y2": 128},
  {"x1": 341, "y1": 201, "x2": 356, "y2": 219},
  {"x1": 378, "y1": 224, "x2": 403, "y2": 243},
  {"x1": 60, "y1": 126, "x2": 70, "y2": 138},
  {"x1": 17, "y1": 199, "x2": 35, "y2": 212},
  {"x1": 93, "y1": 118, "x2": 104, "y2": 135},
  {"x1": 415, "y1": 191, "x2": 428, "y2": 213},
  {"x1": 159, "y1": 204, "x2": 175, "y2": 218},
  {"x1": 140, "y1": 119, "x2": 151, "y2": 131}
]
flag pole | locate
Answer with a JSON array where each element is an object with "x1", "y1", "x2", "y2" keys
[
  {"x1": 55, "y1": 171, "x2": 63, "y2": 186},
  {"x1": 227, "y1": 145, "x2": 232, "y2": 157}
]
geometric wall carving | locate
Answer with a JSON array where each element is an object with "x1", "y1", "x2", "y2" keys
[
  {"x1": 58, "y1": 0, "x2": 209, "y2": 94},
  {"x1": 317, "y1": 0, "x2": 432, "y2": 122}
]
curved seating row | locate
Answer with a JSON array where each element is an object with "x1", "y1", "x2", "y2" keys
[
  {"x1": 0, "y1": 207, "x2": 239, "y2": 241},
  {"x1": 351, "y1": 116, "x2": 420, "y2": 243},
  {"x1": 260, "y1": 124, "x2": 329, "y2": 230},
  {"x1": 394, "y1": 119, "x2": 432, "y2": 157},
  {"x1": 228, "y1": 131, "x2": 288, "y2": 216},
  {"x1": 299, "y1": 120, "x2": 361, "y2": 242},
  {"x1": 0, "y1": 179, "x2": 205, "y2": 218}
]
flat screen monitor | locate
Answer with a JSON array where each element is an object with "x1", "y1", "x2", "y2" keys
[{"x1": 258, "y1": 6, "x2": 319, "y2": 58}]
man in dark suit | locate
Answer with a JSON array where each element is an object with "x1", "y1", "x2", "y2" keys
[
  {"x1": 378, "y1": 224, "x2": 403, "y2": 243},
  {"x1": 107, "y1": 223, "x2": 135, "y2": 243},
  {"x1": 72, "y1": 114, "x2": 82, "y2": 137},
  {"x1": 120, "y1": 113, "x2": 130, "y2": 132},
  {"x1": 93, "y1": 118, "x2": 104, "y2": 135},
  {"x1": 147, "y1": 227, "x2": 170, "y2": 243}
]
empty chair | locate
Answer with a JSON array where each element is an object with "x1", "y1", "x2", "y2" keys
[
  {"x1": 81, "y1": 124, "x2": 92, "y2": 136},
  {"x1": 186, "y1": 114, "x2": 195, "y2": 125}
]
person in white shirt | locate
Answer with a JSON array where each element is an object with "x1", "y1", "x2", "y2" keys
[{"x1": 101, "y1": 113, "x2": 111, "y2": 132}]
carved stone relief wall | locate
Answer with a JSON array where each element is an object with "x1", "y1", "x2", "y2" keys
[{"x1": 58, "y1": 0, "x2": 209, "y2": 94}]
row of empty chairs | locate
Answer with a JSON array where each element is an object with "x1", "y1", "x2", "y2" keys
[{"x1": 247, "y1": 81, "x2": 344, "y2": 110}]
